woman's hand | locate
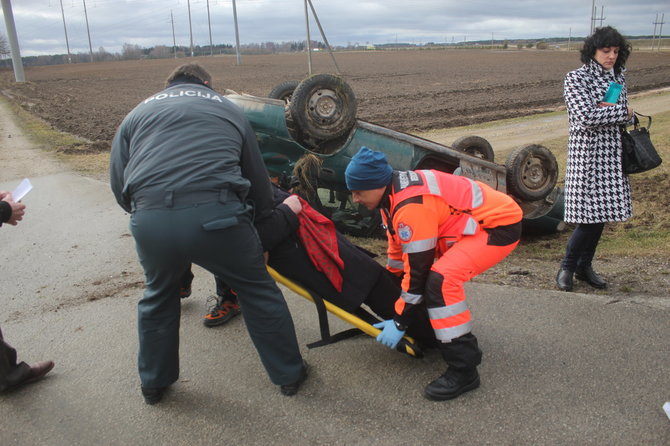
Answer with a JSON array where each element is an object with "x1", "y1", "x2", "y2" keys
[
  {"x1": 282, "y1": 195, "x2": 302, "y2": 215},
  {"x1": 626, "y1": 106, "x2": 634, "y2": 120}
]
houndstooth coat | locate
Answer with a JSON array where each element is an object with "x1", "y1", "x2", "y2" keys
[{"x1": 563, "y1": 59, "x2": 632, "y2": 224}]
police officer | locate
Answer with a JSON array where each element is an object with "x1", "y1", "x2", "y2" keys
[
  {"x1": 110, "y1": 63, "x2": 307, "y2": 404},
  {"x1": 345, "y1": 147, "x2": 522, "y2": 401}
]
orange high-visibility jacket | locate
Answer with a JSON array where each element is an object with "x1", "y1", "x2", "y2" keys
[{"x1": 381, "y1": 170, "x2": 522, "y2": 312}]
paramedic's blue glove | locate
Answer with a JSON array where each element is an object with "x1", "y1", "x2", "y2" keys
[{"x1": 373, "y1": 320, "x2": 406, "y2": 349}]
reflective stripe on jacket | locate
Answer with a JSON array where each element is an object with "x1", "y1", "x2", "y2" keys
[{"x1": 382, "y1": 170, "x2": 522, "y2": 318}]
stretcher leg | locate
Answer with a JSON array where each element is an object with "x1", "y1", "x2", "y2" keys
[{"x1": 267, "y1": 266, "x2": 423, "y2": 358}]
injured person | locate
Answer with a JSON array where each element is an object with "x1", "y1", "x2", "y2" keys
[{"x1": 183, "y1": 155, "x2": 437, "y2": 349}]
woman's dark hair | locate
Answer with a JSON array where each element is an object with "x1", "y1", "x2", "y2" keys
[{"x1": 580, "y1": 26, "x2": 631, "y2": 73}]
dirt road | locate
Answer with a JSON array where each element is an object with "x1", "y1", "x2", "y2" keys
[{"x1": 416, "y1": 87, "x2": 670, "y2": 153}]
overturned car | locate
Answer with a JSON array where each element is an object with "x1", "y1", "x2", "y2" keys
[{"x1": 225, "y1": 74, "x2": 562, "y2": 237}]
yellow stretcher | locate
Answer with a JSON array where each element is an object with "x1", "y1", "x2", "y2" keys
[{"x1": 267, "y1": 266, "x2": 423, "y2": 358}]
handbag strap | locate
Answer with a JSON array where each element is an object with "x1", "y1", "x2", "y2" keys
[{"x1": 633, "y1": 111, "x2": 652, "y2": 130}]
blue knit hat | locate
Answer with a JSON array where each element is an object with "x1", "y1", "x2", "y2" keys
[{"x1": 345, "y1": 146, "x2": 393, "y2": 191}]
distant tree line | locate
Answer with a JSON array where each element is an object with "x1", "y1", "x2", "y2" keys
[
  {"x1": 0, "y1": 36, "x2": 329, "y2": 68},
  {"x1": 0, "y1": 33, "x2": 661, "y2": 68}
]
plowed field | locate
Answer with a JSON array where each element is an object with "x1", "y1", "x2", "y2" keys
[{"x1": 1, "y1": 49, "x2": 669, "y2": 151}]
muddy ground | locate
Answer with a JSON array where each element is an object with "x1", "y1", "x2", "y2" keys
[
  {"x1": 0, "y1": 49, "x2": 669, "y2": 300},
  {"x1": 1, "y1": 49, "x2": 669, "y2": 148}
]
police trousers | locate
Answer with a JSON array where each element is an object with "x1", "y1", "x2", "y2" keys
[{"x1": 130, "y1": 201, "x2": 304, "y2": 388}]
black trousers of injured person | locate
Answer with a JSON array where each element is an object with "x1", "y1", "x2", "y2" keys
[{"x1": 130, "y1": 200, "x2": 304, "y2": 389}]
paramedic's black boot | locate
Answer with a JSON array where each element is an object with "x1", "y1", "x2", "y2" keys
[
  {"x1": 575, "y1": 266, "x2": 607, "y2": 289},
  {"x1": 424, "y1": 368, "x2": 480, "y2": 401}
]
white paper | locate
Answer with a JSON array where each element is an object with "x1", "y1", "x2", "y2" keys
[
  {"x1": 11, "y1": 178, "x2": 32, "y2": 202},
  {"x1": 664, "y1": 401, "x2": 670, "y2": 421}
]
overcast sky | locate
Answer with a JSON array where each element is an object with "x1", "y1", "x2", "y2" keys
[{"x1": 1, "y1": 0, "x2": 667, "y2": 57}]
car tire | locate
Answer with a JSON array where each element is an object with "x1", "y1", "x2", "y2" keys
[
  {"x1": 268, "y1": 80, "x2": 299, "y2": 103},
  {"x1": 288, "y1": 74, "x2": 357, "y2": 143},
  {"x1": 505, "y1": 144, "x2": 558, "y2": 201},
  {"x1": 451, "y1": 135, "x2": 495, "y2": 162}
]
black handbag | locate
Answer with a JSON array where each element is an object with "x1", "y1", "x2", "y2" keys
[{"x1": 621, "y1": 112, "x2": 662, "y2": 175}]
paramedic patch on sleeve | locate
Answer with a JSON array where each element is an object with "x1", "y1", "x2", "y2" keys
[{"x1": 397, "y1": 222, "x2": 413, "y2": 241}]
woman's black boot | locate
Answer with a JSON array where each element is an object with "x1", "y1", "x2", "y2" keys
[
  {"x1": 575, "y1": 266, "x2": 607, "y2": 289},
  {"x1": 556, "y1": 268, "x2": 574, "y2": 291}
]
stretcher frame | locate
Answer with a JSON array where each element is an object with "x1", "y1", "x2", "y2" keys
[{"x1": 267, "y1": 266, "x2": 423, "y2": 358}]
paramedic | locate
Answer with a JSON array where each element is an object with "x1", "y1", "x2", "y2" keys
[{"x1": 345, "y1": 147, "x2": 522, "y2": 401}]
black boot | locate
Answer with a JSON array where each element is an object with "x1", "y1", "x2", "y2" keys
[
  {"x1": 424, "y1": 368, "x2": 480, "y2": 401},
  {"x1": 141, "y1": 386, "x2": 168, "y2": 405},
  {"x1": 556, "y1": 268, "x2": 574, "y2": 291},
  {"x1": 575, "y1": 266, "x2": 607, "y2": 289}
]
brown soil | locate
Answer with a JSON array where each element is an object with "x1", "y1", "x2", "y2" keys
[
  {"x1": 1, "y1": 50, "x2": 669, "y2": 149},
  {"x1": 1, "y1": 49, "x2": 669, "y2": 302}
]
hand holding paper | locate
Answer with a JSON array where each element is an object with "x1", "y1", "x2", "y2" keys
[{"x1": 12, "y1": 178, "x2": 32, "y2": 202}]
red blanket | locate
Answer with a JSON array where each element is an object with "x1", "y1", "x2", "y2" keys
[{"x1": 295, "y1": 196, "x2": 344, "y2": 292}]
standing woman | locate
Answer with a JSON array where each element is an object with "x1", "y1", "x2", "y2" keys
[{"x1": 557, "y1": 26, "x2": 634, "y2": 291}]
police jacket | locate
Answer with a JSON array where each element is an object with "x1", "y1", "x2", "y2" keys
[{"x1": 110, "y1": 81, "x2": 274, "y2": 220}]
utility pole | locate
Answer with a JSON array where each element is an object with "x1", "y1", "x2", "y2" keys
[
  {"x1": 171, "y1": 10, "x2": 177, "y2": 59},
  {"x1": 657, "y1": 13, "x2": 665, "y2": 52},
  {"x1": 187, "y1": 0, "x2": 194, "y2": 57},
  {"x1": 651, "y1": 13, "x2": 658, "y2": 50},
  {"x1": 590, "y1": 0, "x2": 595, "y2": 34},
  {"x1": 232, "y1": 0, "x2": 241, "y2": 65},
  {"x1": 306, "y1": 0, "x2": 340, "y2": 74},
  {"x1": 59, "y1": 0, "x2": 72, "y2": 63},
  {"x1": 303, "y1": 0, "x2": 312, "y2": 75},
  {"x1": 207, "y1": 0, "x2": 213, "y2": 56},
  {"x1": 596, "y1": 6, "x2": 605, "y2": 28},
  {"x1": 568, "y1": 27, "x2": 572, "y2": 51},
  {"x1": 652, "y1": 13, "x2": 665, "y2": 51},
  {"x1": 1, "y1": 0, "x2": 25, "y2": 82},
  {"x1": 83, "y1": 0, "x2": 93, "y2": 62}
]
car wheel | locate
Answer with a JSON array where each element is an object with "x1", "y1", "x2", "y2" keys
[
  {"x1": 288, "y1": 74, "x2": 357, "y2": 143},
  {"x1": 505, "y1": 144, "x2": 558, "y2": 201},
  {"x1": 268, "y1": 80, "x2": 299, "y2": 104},
  {"x1": 451, "y1": 135, "x2": 495, "y2": 162}
]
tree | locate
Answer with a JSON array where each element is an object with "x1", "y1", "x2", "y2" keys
[
  {"x1": 0, "y1": 34, "x2": 10, "y2": 58},
  {"x1": 149, "y1": 45, "x2": 171, "y2": 59},
  {"x1": 121, "y1": 43, "x2": 143, "y2": 60}
]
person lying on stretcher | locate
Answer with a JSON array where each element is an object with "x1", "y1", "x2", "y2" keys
[{"x1": 181, "y1": 154, "x2": 437, "y2": 348}]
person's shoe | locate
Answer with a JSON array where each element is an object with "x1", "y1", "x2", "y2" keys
[
  {"x1": 575, "y1": 266, "x2": 607, "y2": 289},
  {"x1": 280, "y1": 361, "x2": 309, "y2": 396},
  {"x1": 179, "y1": 286, "x2": 192, "y2": 299},
  {"x1": 27, "y1": 361, "x2": 55, "y2": 382},
  {"x1": 1, "y1": 361, "x2": 56, "y2": 393},
  {"x1": 141, "y1": 386, "x2": 168, "y2": 405},
  {"x1": 556, "y1": 268, "x2": 574, "y2": 291},
  {"x1": 203, "y1": 297, "x2": 241, "y2": 327},
  {"x1": 424, "y1": 368, "x2": 480, "y2": 401}
]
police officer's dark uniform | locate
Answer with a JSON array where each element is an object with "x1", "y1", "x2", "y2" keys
[{"x1": 110, "y1": 65, "x2": 305, "y2": 403}]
